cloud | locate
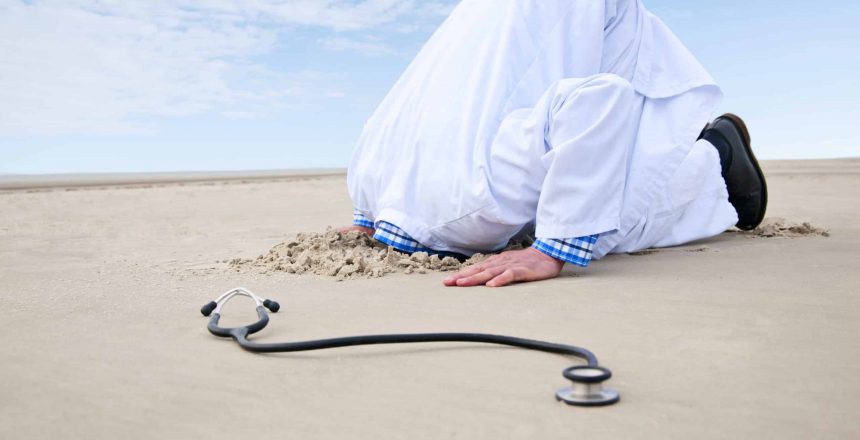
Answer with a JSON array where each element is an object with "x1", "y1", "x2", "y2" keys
[
  {"x1": 256, "y1": 0, "x2": 454, "y2": 31},
  {"x1": 319, "y1": 37, "x2": 397, "y2": 56},
  {"x1": 0, "y1": 0, "x2": 456, "y2": 137}
]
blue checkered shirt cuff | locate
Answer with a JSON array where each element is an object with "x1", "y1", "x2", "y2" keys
[
  {"x1": 353, "y1": 210, "x2": 433, "y2": 254},
  {"x1": 531, "y1": 235, "x2": 599, "y2": 267},
  {"x1": 356, "y1": 210, "x2": 597, "y2": 265},
  {"x1": 373, "y1": 221, "x2": 434, "y2": 254},
  {"x1": 352, "y1": 210, "x2": 375, "y2": 229}
]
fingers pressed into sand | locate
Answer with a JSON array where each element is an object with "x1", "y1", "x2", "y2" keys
[
  {"x1": 443, "y1": 264, "x2": 483, "y2": 286},
  {"x1": 443, "y1": 258, "x2": 505, "y2": 285},
  {"x1": 455, "y1": 266, "x2": 508, "y2": 287},
  {"x1": 446, "y1": 248, "x2": 565, "y2": 287},
  {"x1": 486, "y1": 268, "x2": 520, "y2": 288}
]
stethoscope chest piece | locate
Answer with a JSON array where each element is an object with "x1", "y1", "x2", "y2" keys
[{"x1": 555, "y1": 366, "x2": 620, "y2": 407}]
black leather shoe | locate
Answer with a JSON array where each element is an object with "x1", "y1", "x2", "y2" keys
[{"x1": 699, "y1": 113, "x2": 768, "y2": 231}]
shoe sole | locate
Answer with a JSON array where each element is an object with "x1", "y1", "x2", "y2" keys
[{"x1": 720, "y1": 113, "x2": 768, "y2": 230}]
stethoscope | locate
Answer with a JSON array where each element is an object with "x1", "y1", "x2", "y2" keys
[{"x1": 201, "y1": 287, "x2": 620, "y2": 407}]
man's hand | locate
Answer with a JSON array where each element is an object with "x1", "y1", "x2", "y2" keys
[{"x1": 443, "y1": 247, "x2": 564, "y2": 288}]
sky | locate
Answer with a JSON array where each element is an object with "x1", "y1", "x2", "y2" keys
[{"x1": 1, "y1": 0, "x2": 859, "y2": 175}]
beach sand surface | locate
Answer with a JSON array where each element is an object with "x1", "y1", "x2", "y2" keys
[{"x1": 1, "y1": 159, "x2": 858, "y2": 439}]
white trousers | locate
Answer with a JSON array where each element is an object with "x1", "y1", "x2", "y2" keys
[
  {"x1": 484, "y1": 74, "x2": 738, "y2": 255},
  {"x1": 618, "y1": 137, "x2": 738, "y2": 252},
  {"x1": 348, "y1": 0, "x2": 738, "y2": 258}
]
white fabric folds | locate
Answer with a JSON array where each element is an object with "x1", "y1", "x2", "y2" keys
[{"x1": 348, "y1": 0, "x2": 736, "y2": 257}]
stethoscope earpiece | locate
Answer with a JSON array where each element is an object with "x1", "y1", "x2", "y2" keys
[
  {"x1": 200, "y1": 301, "x2": 217, "y2": 317},
  {"x1": 200, "y1": 301, "x2": 218, "y2": 316},
  {"x1": 263, "y1": 299, "x2": 280, "y2": 313},
  {"x1": 203, "y1": 287, "x2": 280, "y2": 317}
]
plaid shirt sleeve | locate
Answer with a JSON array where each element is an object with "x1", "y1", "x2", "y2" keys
[
  {"x1": 352, "y1": 209, "x2": 375, "y2": 229},
  {"x1": 356, "y1": 208, "x2": 597, "y2": 266},
  {"x1": 531, "y1": 235, "x2": 599, "y2": 267},
  {"x1": 353, "y1": 210, "x2": 435, "y2": 254}
]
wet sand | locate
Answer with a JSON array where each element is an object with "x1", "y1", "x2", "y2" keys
[{"x1": 1, "y1": 159, "x2": 858, "y2": 439}]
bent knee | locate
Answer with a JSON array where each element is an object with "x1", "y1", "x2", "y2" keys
[
  {"x1": 554, "y1": 73, "x2": 635, "y2": 102},
  {"x1": 588, "y1": 73, "x2": 634, "y2": 93}
]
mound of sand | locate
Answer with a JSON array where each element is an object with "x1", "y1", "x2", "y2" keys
[
  {"x1": 747, "y1": 217, "x2": 830, "y2": 238},
  {"x1": 228, "y1": 229, "x2": 516, "y2": 280},
  {"x1": 230, "y1": 218, "x2": 829, "y2": 279}
]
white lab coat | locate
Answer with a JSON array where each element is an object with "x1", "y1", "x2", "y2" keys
[{"x1": 348, "y1": 0, "x2": 738, "y2": 258}]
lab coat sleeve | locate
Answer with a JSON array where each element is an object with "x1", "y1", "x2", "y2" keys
[{"x1": 534, "y1": 74, "x2": 642, "y2": 239}]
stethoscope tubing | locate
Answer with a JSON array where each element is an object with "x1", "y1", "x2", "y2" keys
[
  {"x1": 204, "y1": 288, "x2": 599, "y2": 366},
  {"x1": 202, "y1": 287, "x2": 621, "y2": 406}
]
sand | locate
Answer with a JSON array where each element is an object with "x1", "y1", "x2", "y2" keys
[
  {"x1": 748, "y1": 217, "x2": 830, "y2": 238},
  {"x1": 228, "y1": 218, "x2": 830, "y2": 280},
  {"x1": 228, "y1": 229, "x2": 528, "y2": 279},
  {"x1": 229, "y1": 229, "x2": 464, "y2": 278},
  {"x1": 1, "y1": 159, "x2": 858, "y2": 440}
]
